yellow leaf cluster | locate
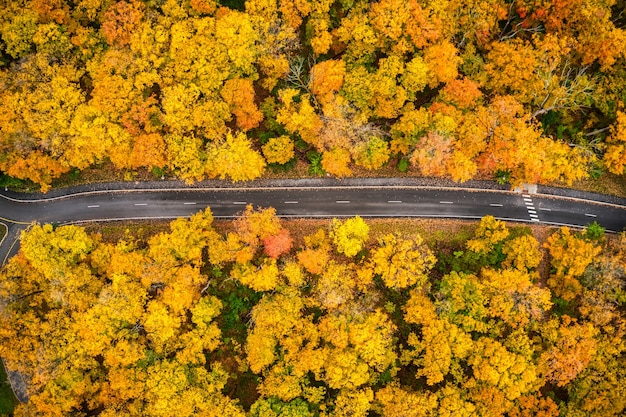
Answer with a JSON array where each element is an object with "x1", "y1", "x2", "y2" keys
[
  {"x1": 467, "y1": 215, "x2": 510, "y2": 253},
  {"x1": 370, "y1": 233, "x2": 436, "y2": 290},
  {"x1": 206, "y1": 131, "x2": 266, "y2": 181},
  {"x1": 330, "y1": 216, "x2": 370, "y2": 257},
  {"x1": 262, "y1": 135, "x2": 295, "y2": 165}
]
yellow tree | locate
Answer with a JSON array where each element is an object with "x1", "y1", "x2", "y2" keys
[
  {"x1": 423, "y1": 40, "x2": 460, "y2": 86},
  {"x1": 297, "y1": 229, "x2": 331, "y2": 275},
  {"x1": 480, "y1": 268, "x2": 552, "y2": 329},
  {"x1": 262, "y1": 136, "x2": 295, "y2": 165},
  {"x1": 405, "y1": 317, "x2": 474, "y2": 386},
  {"x1": 604, "y1": 110, "x2": 626, "y2": 174},
  {"x1": 245, "y1": 0, "x2": 297, "y2": 91},
  {"x1": 435, "y1": 271, "x2": 489, "y2": 333},
  {"x1": 351, "y1": 136, "x2": 391, "y2": 171},
  {"x1": 409, "y1": 131, "x2": 453, "y2": 177},
  {"x1": 544, "y1": 227, "x2": 601, "y2": 300},
  {"x1": 390, "y1": 105, "x2": 430, "y2": 155},
  {"x1": 437, "y1": 384, "x2": 477, "y2": 417},
  {"x1": 467, "y1": 337, "x2": 541, "y2": 403},
  {"x1": 246, "y1": 288, "x2": 307, "y2": 374},
  {"x1": 563, "y1": 320, "x2": 626, "y2": 417},
  {"x1": 503, "y1": 234, "x2": 542, "y2": 272},
  {"x1": 309, "y1": 59, "x2": 346, "y2": 109},
  {"x1": 321, "y1": 147, "x2": 352, "y2": 177},
  {"x1": 330, "y1": 388, "x2": 374, "y2": 417},
  {"x1": 233, "y1": 205, "x2": 283, "y2": 255},
  {"x1": 313, "y1": 261, "x2": 359, "y2": 311},
  {"x1": 330, "y1": 216, "x2": 370, "y2": 257},
  {"x1": 276, "y1": 88, "x2": 323, "y2": 148},
  {"x1": 374, "y1": 383, "x2": 438, "y2": 417},
  {"x1": 466, "y1": 215, "x2": 509, "y2": 254},
  {"x1": 509, "y1": 394, "x2": 560, "y2": 417},
  {"x1": 369, "y1": 233, "x2": 436, "y2": 290},
  {"x1": 341, "y1": 56, "x2": 408, "y2": 119},
  {"x1": 316, "y1": 309, "x2": 397, "y2": 390},
  {"x1": 538, "y1": 316, "x2": 598, "y2": 387},
  {"x1": 231, "y1": 259, "x2": 281, "y2": 292},
  {"x1": 205, "y1": 131, "x2": 266, "y2": 181},
  {"x1": 165, "y1": 132, "x2": 207, "y2": 183}
]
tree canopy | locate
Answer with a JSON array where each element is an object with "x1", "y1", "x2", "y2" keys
[
  {"x1": 1, "y1": 210, "x2": 625, "y2": 416},
  {"x1": 1, "y1": 0, "x2": 625, "y2": 189}
]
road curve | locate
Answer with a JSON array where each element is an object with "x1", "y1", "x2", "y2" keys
[{"x1": 1, "y1": 182, "x2": 625, "y2": 266}]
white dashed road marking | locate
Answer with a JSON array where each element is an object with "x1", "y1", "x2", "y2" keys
[
  {"x1": 439, "y1": 201, "x2": 454, "y2": 204},
  {"x1": 87, "y1": 205, "x2": 100, "y2": 208},
  {"x1": 489, "y1": 203, "x2": 503, "y2": 207},
  {"x1": 183, "y1": 202, "x2": 197, "y2": 205},
  {"x1": 134, "y1": 203, "x2": 147, "y2": 206},
  {"x1": 336, "y1": 200, "x2": 350, "y2": 204},
  {"x1": 539, "y1": 208, "x2": 552, "y2": 211},
  {"x1": 387, "y1": 200, "x2": 402, "y2": 203},
  {"x1": 233, "y1": 201, "x2": 247, "y2": 205},
  {"x1": 522, "y1": 194, "x2": 540, "y2": 222},
  {"x1": 284, "y1": 201, "x2": 298, "y2": 204},
  {"x1": 585, "y1": 213, "x2": 597, "y2": 218}
]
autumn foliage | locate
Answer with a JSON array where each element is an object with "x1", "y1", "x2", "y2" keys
[
  {"x1": 0, "y1": 0, "x2": 625, "y2": 189},
  {"x1": 1, "y1": 210, "x2": 625, "y2": 416}
]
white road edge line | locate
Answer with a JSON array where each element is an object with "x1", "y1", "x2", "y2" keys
[{"x1": 0, "y1": 222, "x2": 8, "y2": 249}]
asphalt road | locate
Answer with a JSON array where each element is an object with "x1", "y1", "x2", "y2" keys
[{"x1": 1, "y1": 185, "x2": 625, "y2": 266}]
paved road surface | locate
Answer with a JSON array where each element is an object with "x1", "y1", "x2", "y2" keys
[{"x1": 1, "y1": 184, "x2": 625, "y2": 266}]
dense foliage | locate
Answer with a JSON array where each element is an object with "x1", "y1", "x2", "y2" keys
[
  {"x1": 1, "y1": 0, "x2": 626, "y2": 190},
  {"x1": 0, "y1": 209, "x2": 624, "y2": 416}
]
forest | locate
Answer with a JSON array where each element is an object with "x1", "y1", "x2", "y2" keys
[
  {"x1": 0, "y1": 208, "x2": 624, "y2": 416},
  {"x1": 1, "y1": 0, "x2": 626, "y2": 191}
]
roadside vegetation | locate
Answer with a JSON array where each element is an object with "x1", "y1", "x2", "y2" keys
[
  {"x1": 1, "y1": 0, "x2": 625, "y2": 193},
  {"x1": 0, "y1": 360, "x2": 17, "y2": 417},
  {"x1": 0, "y1": 208, "x2": 624, "y2": 416}
]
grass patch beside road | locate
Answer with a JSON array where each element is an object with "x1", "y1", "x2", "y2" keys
[
  {"x1": 547, "y1": 171, "x2": 626, "y2": 198},
  {"x1": 0, "y1": 360, "x2": 17, "y2": 416}
]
